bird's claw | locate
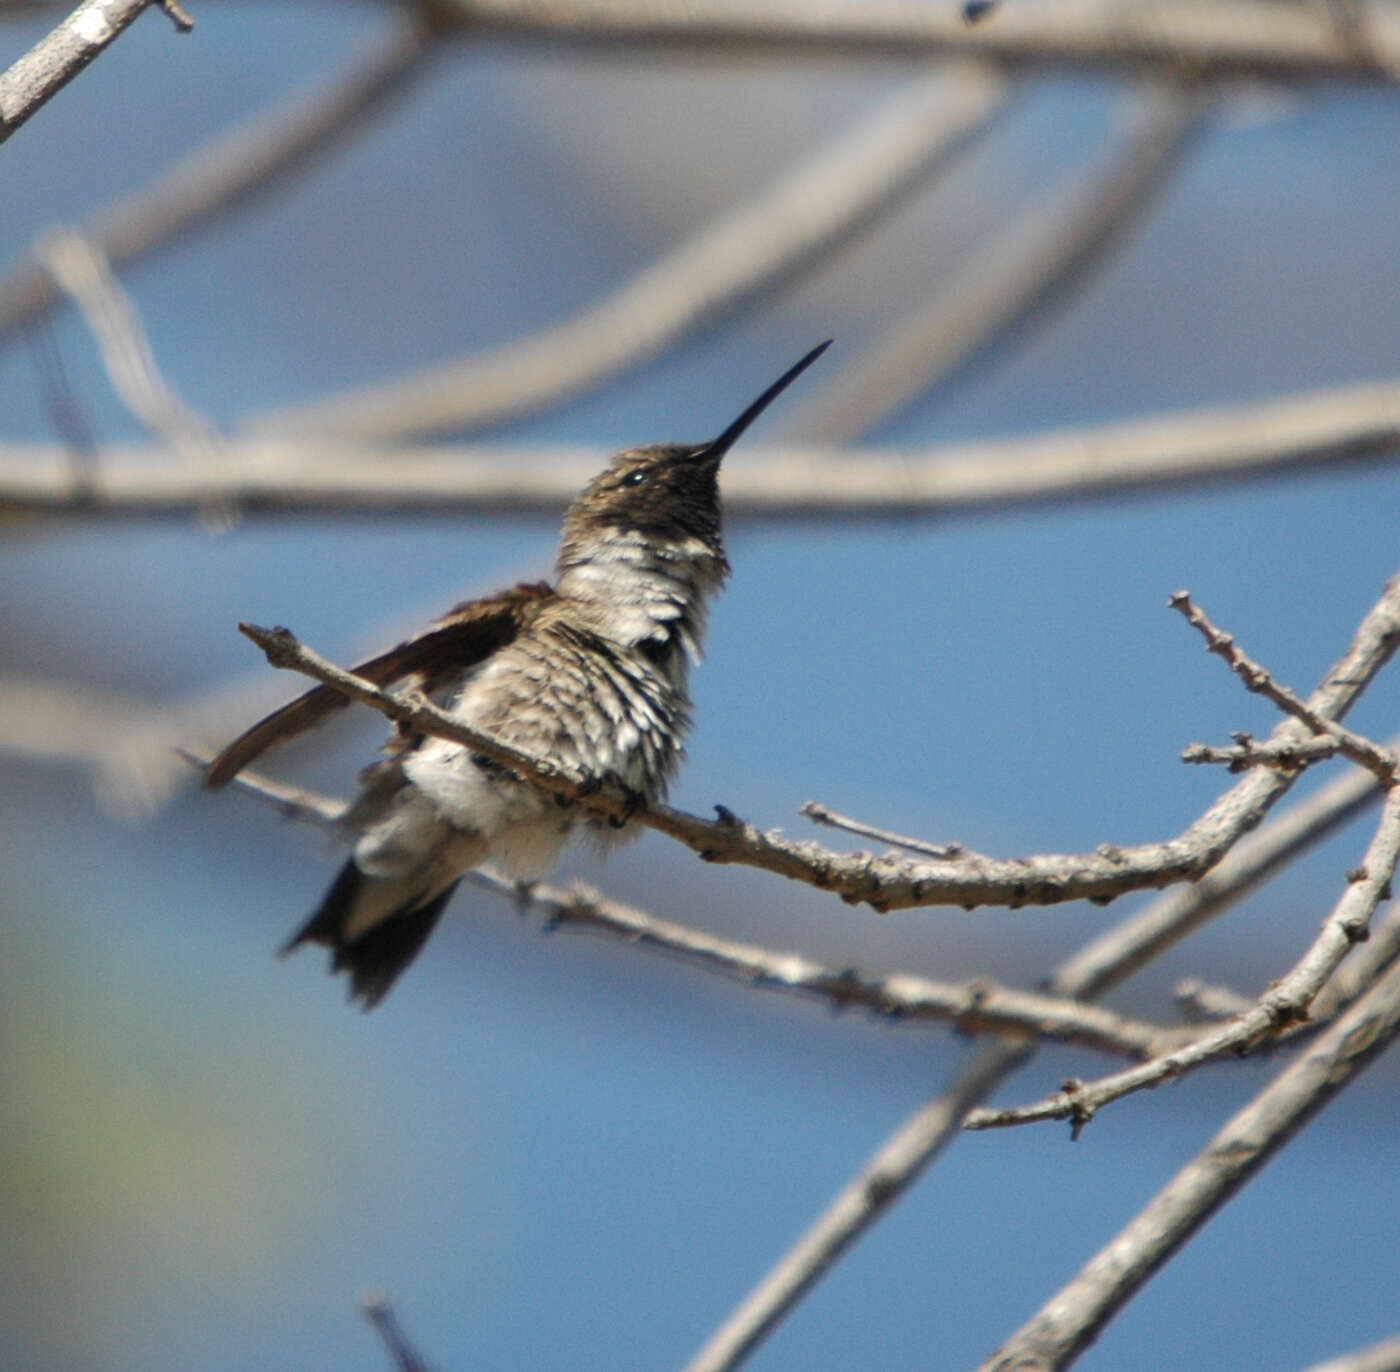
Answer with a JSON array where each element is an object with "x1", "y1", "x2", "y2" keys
[{"x1": 608, "y1": 786, "x2": 645, "y2": 828}]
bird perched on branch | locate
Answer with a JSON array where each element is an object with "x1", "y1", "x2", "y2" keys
[{"x1": 205, "y1": 342, "x2": 830, "y2": 1008}]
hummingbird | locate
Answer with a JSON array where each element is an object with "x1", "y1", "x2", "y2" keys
[{"x1": 205, "y1": 341, "x2": 830, "y2": 1008}]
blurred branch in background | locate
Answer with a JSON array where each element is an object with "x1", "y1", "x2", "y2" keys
[
  {"x1": 0, "y1": 15, "x2": 433, "y2": 335},
  {"x1": 34, "y1": 226, "x2": 218, "y2": 457},
  {"x1": 779, "y1": 79, "x2": 1207, "y2": 442},
  {"x1": 1295, "y1": 1332, "x2": 1400, "y2": 1372},
  {"x1": 0, "y1": 669, "x2": 313, "y2": 818},
  {"x1": 0, "y1": 0, "x2": 187, "y2": 144},
  {"x1": 425, "y1": 0, "x2": 1400, "y2": 82},
  {"x1": 247, "y1": 66, "x2": 1009, "y2": 440},
  {"x1": 4, "y1": 373, "x2": 1400, "y2": 516},
  {"x1": 359, "y1": 1291, "x2": 434, "y2": 1372}
]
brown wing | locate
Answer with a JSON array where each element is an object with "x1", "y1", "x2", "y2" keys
[{"x1": 203, "y1": 581, "x2": 552, "y2": 789}]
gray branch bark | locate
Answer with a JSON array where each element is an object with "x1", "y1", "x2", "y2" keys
[
  {"x1": 0, "y1": 0, "x2": 182, "y2": 144},
  {"x1": 5, "y1": 374, "x2": 1400, "y2": 518}
]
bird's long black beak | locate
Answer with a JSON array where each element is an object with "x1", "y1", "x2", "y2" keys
[{"x1": 695, "y1": 340, "x2": 832, "y2": 462}]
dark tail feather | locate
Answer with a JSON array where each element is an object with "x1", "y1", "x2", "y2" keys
[{"x1": 282, "y1": 859, "x2": 461, "y2": 1011}]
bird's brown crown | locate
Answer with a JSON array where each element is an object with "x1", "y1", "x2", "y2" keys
[{"x1": 558, "y1": 443, "x2": 723, "y2": 563}]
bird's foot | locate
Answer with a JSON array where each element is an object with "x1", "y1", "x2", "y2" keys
[{"x1": 608, "y1": 786, "x2": 645, "y2": 828}]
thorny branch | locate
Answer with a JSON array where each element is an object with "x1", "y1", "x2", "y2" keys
[
  {"x1": 235, "y1": 570, "x2": 1400, "y2": 913},
  {"x1": 1181, "y1": 733, "x2": 1347, "y2": 773},
  {"x1": 960, "y1": 590, "x2": 1400, "y2": 1131},
  {"x1": 177, "y1": 745, "x2": 1400, "y2": 1069}
]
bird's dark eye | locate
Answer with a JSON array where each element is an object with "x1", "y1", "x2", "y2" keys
[{"x1": 623, "y1": 470, "x2": 647, "y2": 486}]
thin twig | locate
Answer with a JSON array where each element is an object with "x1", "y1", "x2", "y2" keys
[
  {"x1": 6, "y1": 373, "x2": 1400, "y2": 517},
  {"x1": 979, "y1": 956, "x2": 1400, "y2": 1371},
  {"x1": 798, "y1": 799, "x2": 970, "y2": 860},
  {"x1": 34, "y1": 226, "x2": 219, "y2": 457},
  {"x1": 247, "y1": 67, "x2": 1008, "y2": 439},
  {"x1": 0, "y1": 0, "x2": 182, "y2": 145},
  {"x1": 235, "y1": 572, "x2": 1400, "y2": 913},
  {"x1": 175, "y1": 746, "x2": 348, "y2": 828},
  {"x1": 1171, "y1": 590, "x2": 1398, "y2": 781},
  {"x1": 0, "y1": 18, "x2": 434, "y2": 338},
  {"x1": 1173, "y1": 977, "x2": 1253, "y2": 1021},
  {"x1": 194, "y1": 728, "x2": 1178, "y2": 1060},
  {"x1": 1181, "y1": 734, "x2": 1345, "y2": 772},
  {"x1": 466, "y1": 871, "x2": 1176, "y2": 1060},
  {"x1": 964, "y1": 785, "x2": 1400, "y2": 1133},
  {"x1": 779, "y1": 79, "x2": 1206, "y2": 442},
  {"x1": 683, "y1": 735, "x2": 1392, "y2": 1371},
  {"x1": 359, "y1": 1291, "x2": 432, "y2": 1372}
]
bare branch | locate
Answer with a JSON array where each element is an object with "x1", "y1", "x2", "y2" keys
[
  {"x1": 6, "y1": 374, "x2": 1400, "y2": 518},
  {"x1": 965, "y1": 785, "x2": 1400, "y2": 1133},
  {"x1": 176, "y1": 746, "x2": 348, "y2": 828},
  {"x1": 1171, "y1": 590, "x2": 1398, "y2": 782},
  {"x1": 234, "y1": 571, "x2": 1400, "y2": 912},
  {"x1": 191, "y1": 727, "x2": 1175, "y2": 1060},
  {"x1": 468, "y1": 871, "x2": 1175, "y2": 1060},
  {"x1": 684, "y1": 734, "x2": 1392, "y2": 1371},
  {"x1": 683, "y1": 1036, "x2": 1031, "y2": 1372},
  {"x1": 0, "y1": 667, "x2": 313, "y2": 819},
  {"x1": 0, "y1": 0, "x2": 183, "y2": 145},
  {"x1": 359, "y1": 1291, "x2": 432, "y2": 1372},
  {"x1": 0, "y1": 18, "x2": 433, "y2": 338},
  {"x1": 247, "y1": 67, "x2": 1008, "y2": 440},
  {"x1": 34, "y1": 226, "x2": 218, "y2": 456},
  {"x1": 798, "y1": 799, "x2": 970, "y2": 860},
  {"x1": 979, "y1": 956, "x2": 1400, "y2": 1371},
  {"x1": 779, "y1": 79, "x2": 1205, "y2": 442},
  {"x1": 1306, "y1": 894, "x2": 1400, "y2": 1024},
  {"x1": 1173, "y1": 977, "x2": 1253, "y2": 1021},
  {"x1": 1051, "y1": 763, "x2": 1393, "y2": 1003},
  {"x1": 1181, "y1": 733, "x2": 1345, "y2": 772},
  {"x1": 425, "y1": 0, "x2": 1400, "y2": 83}
]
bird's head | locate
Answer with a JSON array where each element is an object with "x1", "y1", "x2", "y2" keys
[{"x1": 558, "y1": 340, "x2": 830, "y2": 564}]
